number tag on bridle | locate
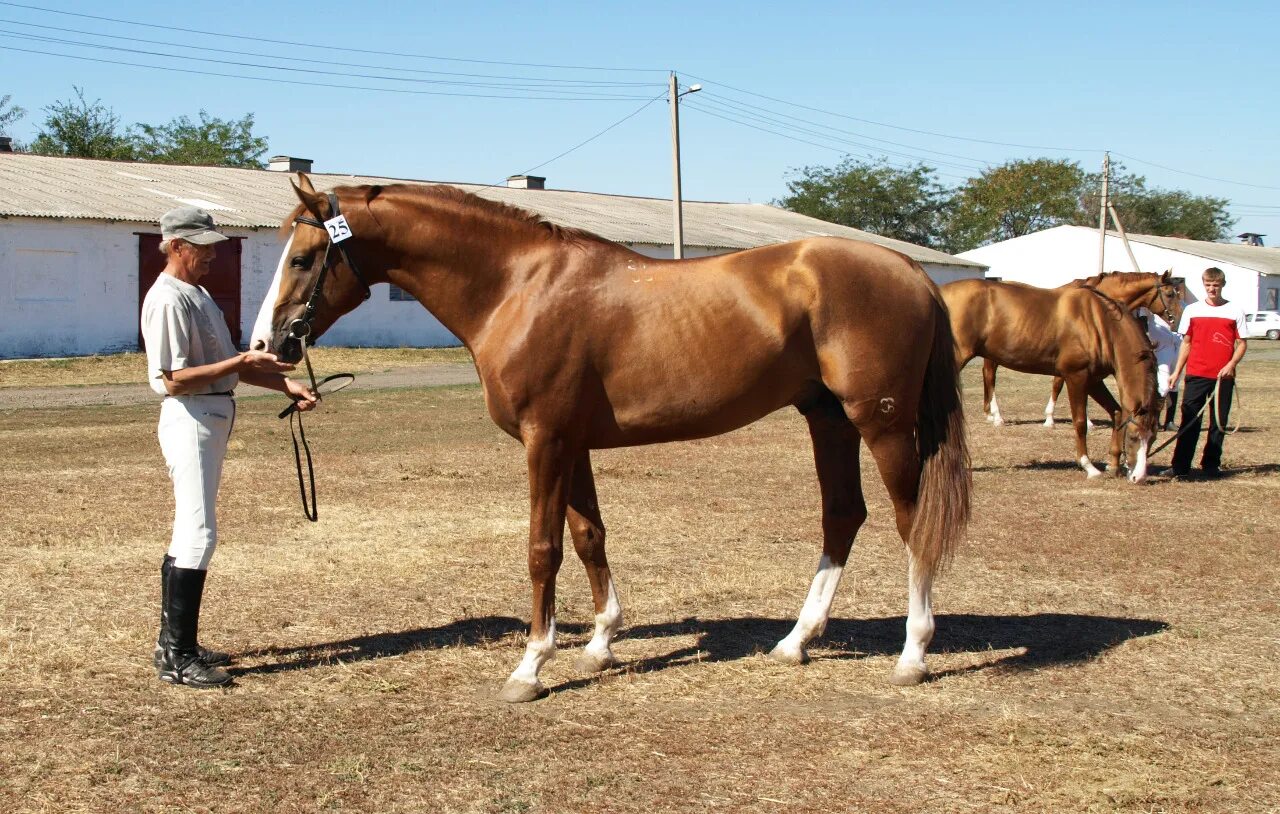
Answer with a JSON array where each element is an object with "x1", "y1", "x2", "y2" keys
[{"x1": 324, "y1": 214, "x2": 354, "y2": 243}]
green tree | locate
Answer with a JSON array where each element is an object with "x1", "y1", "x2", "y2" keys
[
  {"x1": 945, "y1": 158, "x2": 1090, "y2": 251},
  {"x1": 29, "y1": 87, "x2": 135, "y2": 159},
  {"x1": 1073, "y1": 164, "x2": 1234, "y2": 241},
  {"x1": 0, "y1": 93, "x2": 25, "y2": 136},
  {"x1": 131, "y1": 110, "x2": 268, "y2": 169},
  {"x1": 777, "y1": 157, "x2": 952, "y2": 249}
]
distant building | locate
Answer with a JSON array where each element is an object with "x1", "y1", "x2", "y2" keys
[
  {"x1": 958, "y1": 225, "x2": 1280, "y2": 310},
  {"x1": 0, "y1": 153, "x2": 985, "y2": 358}
]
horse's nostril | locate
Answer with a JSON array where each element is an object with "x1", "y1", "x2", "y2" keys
[{"x1": 252, "y1": 339, "x2": 266, "y2": 351}]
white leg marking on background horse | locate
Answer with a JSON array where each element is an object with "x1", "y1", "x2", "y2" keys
[
  {"x1": 249, "y1": 232, "x2": 293, "y2": 351},
  {"x1": 988, "y1": 397, "x2": 1004, "y2": 427},
  {"x1": 1080, "y1": 455, "x2": 1103, "y2": 478},
  {"x1": 1043, "y1": 397, "x2": 1056, "y2": 427},
  {"x1": 891, "y1": 561, "x2": 934, "y2": 685},
  {"x1": 1128, "y1": 440, "x2": 1149, "y2": 484},
  {"x1": 582, "y1": 579, "x2": 622, "y2": 667},
  {"x1": 771, "y1": 554, "x2": 844, "y2": 664}
]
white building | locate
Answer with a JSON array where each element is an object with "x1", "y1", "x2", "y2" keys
[
  {"x1": 958, "y1": 224, "x2": 1280, "y2": 309},
  {"x1": 0, "y1": 153, "x2": 985, "y2": 359}
]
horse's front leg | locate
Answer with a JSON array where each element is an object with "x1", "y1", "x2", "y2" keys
[
  {"x1": 566, "y1": 451, "x2": 622, "y2": 675},
  {"x1": 1044, "y1": 376, "x2": 1065, "y2": 427},
  {"x1": 1066, "y1": 374, "x2": 1103, "y2": 478},
  {"x1": 1088, "y1": 381, "x2": 1124, "y2": 477},
  {"x1": 981, "y1": 359, "x2": 1003, "y2": 425},
  {"x1": 499, "y1": 434, "x2": 574, "y2": 703}
]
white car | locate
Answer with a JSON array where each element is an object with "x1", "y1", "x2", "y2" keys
[{"x1": 1244, "y1": 310, "x2": 1280, "y2": 340}]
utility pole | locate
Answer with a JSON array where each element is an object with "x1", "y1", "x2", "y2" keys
[
  {"x1": 669, "y1": 73, "x2": 701, "y2": 260},
  {"x1": 1097, "y1": 151, "x2": 1110, "y2": 276}
]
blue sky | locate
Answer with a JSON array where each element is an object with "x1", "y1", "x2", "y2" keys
[{"x1": 3, "y1": 0, "x2": 1278, "y2": 241}]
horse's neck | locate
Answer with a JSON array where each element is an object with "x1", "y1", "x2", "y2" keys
[{"x1": 1096, "y1": 277, "x2": 1152, "y2": 309}]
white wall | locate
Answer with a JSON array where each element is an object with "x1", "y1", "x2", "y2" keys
[{"x1": 959, "y1": 225, "x2": 1264, "y2": 307}]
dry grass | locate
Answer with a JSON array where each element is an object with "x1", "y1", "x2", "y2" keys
[
  {"x1": 0, "y1": 347, "x2": 472, "y2": 388},
  {"x1": 1, "y1": 353, "x2": 1277, "y2": 813}
]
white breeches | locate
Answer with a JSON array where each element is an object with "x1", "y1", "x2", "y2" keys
[
  {"x1": 1156, "y1": 363, "x2": 1177, "y2": 398},
  {"x1": 158, "y1": 395, "x2": 235, "y2": 570}
]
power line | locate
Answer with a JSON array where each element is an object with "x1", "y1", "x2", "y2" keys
[
  {"x1": 0, "y1": 1, "x2": 664, "y2": 72},
  {"x1": 0, "y1": 30, "x2": 663, "y2": 94},
  {"x1": 0, "y1": 17, "x2": 659, "y2": 86},
  {"x1": 683, "y1": 72, "x2": 1101, "y2": 153},
  {"x1": 1113, "y1": 152, "x2": 1280, "y2": 192},
  {"x1": 0, "y1": 44, "x2": 657, "y2": 101}
]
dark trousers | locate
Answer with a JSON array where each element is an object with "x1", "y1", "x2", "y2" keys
[{"x1": 1171, "y1": 375, "x2": 1235, "y2": 473}]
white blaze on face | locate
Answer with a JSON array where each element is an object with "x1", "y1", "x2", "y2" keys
[{"x1": 250, "y1": 232, "x2": 294, "y2": 352}]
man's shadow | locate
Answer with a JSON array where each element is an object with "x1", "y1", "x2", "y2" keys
[{"x1": 234, "y1": 612, "x2": 1168, "y2": 688}]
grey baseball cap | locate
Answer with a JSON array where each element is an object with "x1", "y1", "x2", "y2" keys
[{"x1": 160, "y1": 206, "x2": 229, "y2": 245}]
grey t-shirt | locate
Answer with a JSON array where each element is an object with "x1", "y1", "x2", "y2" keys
[{"x1": 141, "y1": 274, "x2": 240, "y2": 396}]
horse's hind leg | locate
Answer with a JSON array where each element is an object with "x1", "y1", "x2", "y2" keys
[
  {"x1": 983, "y1": 359, "x2": 1004, "y2": 426},
  {"x1": 770, "y1": 395, "x2": 865, "y2": 665},
  {"x1": 863, "y1": 426, "x2": 935, "y2": 686},
  {"x1": 566, "y1": 452, "x2": 622, "y2": 674}
]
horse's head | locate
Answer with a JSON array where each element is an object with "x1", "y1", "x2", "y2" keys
[
  {"x1": 1120, "y1": 344, "x2": 1161, "y2": 484},
  {"x1": 1153, "y1": 270, "x2": 1185, "y2": 328},
  {"x1": 250, "y1": 174, "x2": 374, "y2": 364}
]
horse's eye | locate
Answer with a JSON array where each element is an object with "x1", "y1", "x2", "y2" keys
[{"x1": 290, "y1": 256, "x2": 307, "y2": 269}]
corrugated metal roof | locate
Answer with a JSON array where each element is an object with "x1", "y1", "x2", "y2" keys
[
  {"x1": 0, "y1": 153, "x2": 982, "y2": 269},
  {"x1": 1117, "y1": 231, "x2": 1280, "y2": 276}
]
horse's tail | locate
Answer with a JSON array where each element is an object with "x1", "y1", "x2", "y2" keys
[{"x1": 911, "y1": 281, "x2": 972, "y2": 571}]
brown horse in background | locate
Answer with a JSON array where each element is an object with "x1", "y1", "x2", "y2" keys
[
  {"x1": 943, "y1": 279, "x2": 1160, "y2": 481},
  {"x1": 253, "y1": 175, "x2": 970, "y2": 702},
  {"x1": 980, "y1": 271, "x2": 1184, "y2": 427}
]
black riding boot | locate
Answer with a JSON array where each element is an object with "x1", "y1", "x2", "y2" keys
[
  {"x1": 157, "y1": 565, "x2": 233, "y2": 688},
  {"x1": 1163, "y1": 391, "x2": 1179, "y2": 431},
  {"x1": 155, "y1": 555, "x2": 231, "y2": 670}
]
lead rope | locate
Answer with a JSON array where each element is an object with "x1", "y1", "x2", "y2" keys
[
  {"x1": 288, "y1": 334, "x2": 320, "y2": 521},
  {"x1": 1149, "y1": 378, "x2": 1243, "y2": 457}
]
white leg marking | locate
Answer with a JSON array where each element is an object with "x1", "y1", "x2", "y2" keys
[
  {"x1": 583, "y1": 579, "x2": 622, "y2": 664},
  {"x1": 1128, "y1": 438, "x2": 1150, "y2": 484},
  {"x1": 771, "y1": 554, "x2": 844, "y2": 663},
  {"x1": 989, "y1": 397, "x2": 1004, "y2": 427},
  {"x1": 1080, "y1": 455, "x2": 1103, "y2": 479},
  {"x1": 1043, "y1": 397, "x2": 1056, "y2": 427},
  {"x1": 506, "y1": 618, "x2": 556, "y2": 692},
  {"x1": 893, "y1": 561, "x2": 934, "y2": 681}
]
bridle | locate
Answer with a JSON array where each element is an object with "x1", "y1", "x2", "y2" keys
[
  {"x1": 1150, "y1": 279, "x2": 1179, "y2": 327},
  {"x1": 286, "y1": 192, "x2": 372, "y2": 367}
]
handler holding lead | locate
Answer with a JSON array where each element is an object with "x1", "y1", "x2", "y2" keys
[{"x1": 141, "y1": 206, "x2": 317, "y2": 689}]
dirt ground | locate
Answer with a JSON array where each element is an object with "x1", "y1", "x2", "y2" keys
[{"x1": 0, "y1": 349, "x2": 1277, "y2": 813}]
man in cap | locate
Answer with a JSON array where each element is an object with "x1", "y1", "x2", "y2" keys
[{"x1": 141, "y1": 206, "x2": 317, "y2": 688}]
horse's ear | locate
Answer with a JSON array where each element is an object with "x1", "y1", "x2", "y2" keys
[{"x1": 290, "y1": 175, "x2": 326, "y2": 219}]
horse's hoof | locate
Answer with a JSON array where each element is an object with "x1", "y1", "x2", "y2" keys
[
  {"x1": 767, "y1": 644, "x2": 808, "y2": 666},
  {"x1": 497, "y1": 679, "x2": 547, "y2": 703},
  {"x1": 574, "y1": 650, "x2": 616, "y2": 674},
  {"x1": 888, "y1": 665, "x2": 928, "y2": 686},
  {"x1": 1043, "y1": 419, "x2": 1055, "y2": 428},
  {"x1": 1086, "y1": 469, "x2": 1103, "y2": 479}
]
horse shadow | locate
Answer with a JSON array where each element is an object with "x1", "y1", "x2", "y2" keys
[
  {"x1": 233, "y1": 612, "x2": 1168, "y2": 687},
  {"x1": 971, "y1": 460, "x2": 1085, "y2": 473}
]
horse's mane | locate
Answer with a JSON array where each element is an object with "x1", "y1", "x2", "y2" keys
[
  {"x1": 280, "y1": 183, "x2": 613, "y2": 247},
  {"x1": 392, "y1": 184, "x2": 610, "y2": 246},
  {"x1": 1078, "y1": 270, "x2": 1158, "y2": 288}
]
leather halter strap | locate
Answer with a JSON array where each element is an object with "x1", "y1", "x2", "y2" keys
[{"x1": 290, "y1": 192, "x2": 371, "y2": 340}]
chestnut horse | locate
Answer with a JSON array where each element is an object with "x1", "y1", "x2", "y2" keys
[
  {"x1": 943, "y1": 279, "x2": 1160, "y2": 481},
  {"x1": 980, "y1": 271, "x2": 1184, "y2": 427},
  {"x1": 253, "y1": 175, "x2": 970, "y2": 702}
]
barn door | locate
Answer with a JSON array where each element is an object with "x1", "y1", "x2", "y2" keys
[{"x1": 137, "y1": 234, "x2": 243, "y2": 350}]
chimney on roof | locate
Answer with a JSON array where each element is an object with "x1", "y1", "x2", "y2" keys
[
  {"x1": 1238, "y1": 232, "x2": 1265, "y2": 247},
  {"x1": 268, "y1": 155, "x2": 314, "y2": 173},
  {"x1": 0, "y1": 136, "x2": 12, "y2": 153},
  {"x1": 506, "y1": 174, "x2": 545, "y2": 190}
]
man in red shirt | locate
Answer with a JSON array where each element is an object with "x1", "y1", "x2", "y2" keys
[{"x1": 1165, "y1": 267, "x2": 1248, "y2": 478}]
